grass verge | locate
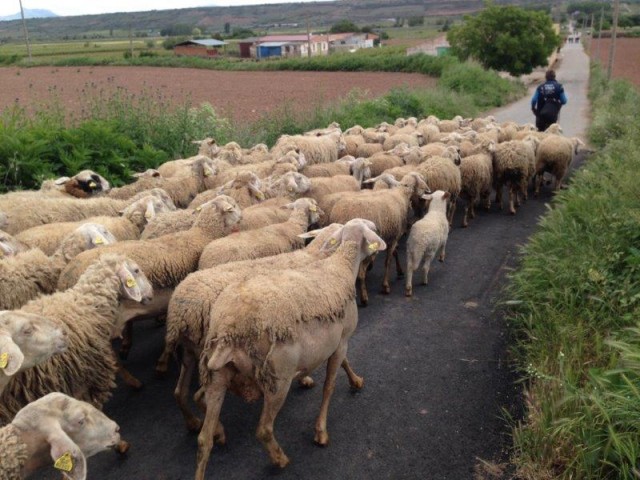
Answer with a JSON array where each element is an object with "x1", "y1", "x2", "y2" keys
[{"x1": 507, "y1": 64, "x2": 640, "y2": 479}]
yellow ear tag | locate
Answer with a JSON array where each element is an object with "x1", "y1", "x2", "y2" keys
[
  {"x1": 54, "y1": 452, "x2": 73, "y2": 472},
  {"x1": 368, "y1": 242, "x2": 379, "y2": 251},
  {"x1": 126, "y1": 277, "x2": 137, "y2": 288},
  {"x1": 93, "y1": 235, "x2": 105, "y2": 245},
  {"x1": 256, "y1": 191, "x2": 265, "y2": 200},
  {"x1": 0, "y1": 353, "x2": 8, "y2": 369},
  {"x1": 88, "y1": 181, "x2": 97, "y2": 189},
  {"x1": 329, "y1": 238, "x2": 337, "y2": 245},
  {"x1": 144, "y1": 211, "x2": 153, "y2": 220},
  {"x1": 309, "y1": 206, "x2": 317, "y2": 212},
  {"x1": 195, "y1": 206, "x2": 202, "y2": 212},
  {"x1": 204, "y1": 170, "x2": 211, "y2": 177}
]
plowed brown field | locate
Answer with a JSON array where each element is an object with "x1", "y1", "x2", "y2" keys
[
  {"x1": 590, "y1": 37, "x2": 640, "y2": 86},
  {"x1": 0, "y1": 66, "x2": 437, "y2": 123}
]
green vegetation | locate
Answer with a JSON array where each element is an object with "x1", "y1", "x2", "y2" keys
[
  {"x1": 447, "y1": 4, "x2": 560, "y2": 75},
  {"x1": 0, "y1": 57, "x2": 523, "y2": 192},
  {"x1": 508, "y1": 65, "x2": 640, "y2": 478}
]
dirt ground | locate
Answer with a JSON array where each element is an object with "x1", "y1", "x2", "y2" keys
[
  {"x1": 590, "y1": 37, "x2": 640, "y2": 86},
  {"x1": 0, "y1": 66, "x2": 437, "y2": 123}
]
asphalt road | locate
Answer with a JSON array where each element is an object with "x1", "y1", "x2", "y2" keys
[{"x1": 40, "y1": 44, "x2": 591, "y2": 480}]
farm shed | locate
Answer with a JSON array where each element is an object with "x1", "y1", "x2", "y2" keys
[
  {"x1": 329, "y1": 33, "x2": 378, "y2": 53},
  {"x1": 173, "y1": 39, "x2": 227, "y2": 58},
  {"x1": 240, "y1": 34, "x2": 329, "y2": 59}
]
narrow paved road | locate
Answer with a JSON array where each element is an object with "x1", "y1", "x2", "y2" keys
[{"x1": 43, "y1": 45, "x2": 591, "y2": 480}]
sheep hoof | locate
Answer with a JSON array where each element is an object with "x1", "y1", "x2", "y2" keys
[
  {"x1": 298, "y1": 376, "x2": 315, "y2": 389},
  {"x1": 404, "y1": 288, "x2": 413, "y2": 297},
  {"x1": 381, "y1": 285, "x2": 391, "y2": 295},
  {"x1": 115, "y1": 440, "x2": 130, "y2": 455},
  {"x1": 462, "y1": 222, "x2": 468, "y2": 228},
  {"x1": 154, "y1": 364, "x2": 168, "y2": 377},
  {"x1": 397, "y1": 272, "x2": 404, "y2": 279},
  {"x1": 350, "y1": 376, "x2": 365, "y2": 390},
  {"x1": 314, "y1": 431, "x2": 329, "y2": 447},
  {"x1": 510, "y1": 209, "x2": 516, "y2": 215},
  {"x1": 214, "y1": 430, "x2": 227, "y2": 446},
  {"x1": 359, "y1": 299, "x2": 368, "y2": 308},
  {"x1": 186, "y1": 417, "x2": 203, "y2": 433},
  {"x1": 272, "y1": 453, "x2": 290, "y2": 468}
]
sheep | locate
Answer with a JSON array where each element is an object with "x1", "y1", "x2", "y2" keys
[
  {"x1": 301, "y1": 156, "x2": 371, "y2": 185},
  {"x1": 157, "y1": 154, "x2": 213, "y2": 178},
  {"x1": 211, "y1": 150, "x2": 305, "y2": 187},
  {"x1": 0, "y1": 213, "x2": 6, "y2": 231},
  {"x1": 367, "y1": 147, "x2": 408, "y2": 177},
  {"x1": 107, "y1": 157, "x2": 216, "y2": 208},
  {"x1": 193, "y1": 137, "x2": 220, "y2": 158},
  {"x1": 355, "y1": 142, "x2": 384, "y2": 158},
  {"x1": 513, "y1": 122, "x2": 563, "y2": 141},
  {"x1": 343, "y1": 134, "x2": 365, "y2": 157},
  {"x1": 493, "y1": 136, "x2": 539, "y2": 215},
  {"x1": 327, "y1": 173, "x2": 428, "y2": 305},
  {"x1": 303, "y1": 122, "x2": 341, "y2": 137},
  {"x1": 534, "y1": 136, "x2": 584, "y2": 195},
  {"x1": 416, "y1": 122, "x2": 441, "y2": 144},
  {"x1": 0, "y1": 231, "x2": 28, "y2": 258},
  {"x1": 470, "y1": 115, "x2": 496, "y2": 132},
  {"x1": 239, "y1": 143, "x2": 271, "y2": 164},
  {"x1": 211, "y1": 172, "x2": 265, "y2": 208},
  {"x1": 0, "y1": 254, "x2": 153, "y2": 422},
  {"x1": 198, "y1": 198, "x2": 322, "y2": 270},
  {"x1": 437, "y1": 115, "x2": 465, "y2": 133},
  {"x1": 38, "y1": 170, "x2": 111, "y2": 199},
  {"x1": 0, "y1": 188, "x2": 174, "y2": 235},
  {"x1": 16, "y1": 195, "x2": 172, "y2": 256},
  {"x1": 156, "y1": 223, "x2": 346, "y2": 430},
  {"x1": 0, "y1": 311, "x2": 68, "y2": 396},
  {"x1": 383, "y1": 132, "x2": 424, "y2": 151},
  {"x1": 211, "y1": 141, "x2": 243, "y2": 165},
  {"x1": 459, "y1": 141, "x2": 496, "y2": 228},
  {"x1": 404, "y1": 191, "x2": 451, "y2": 296},
  {"x1": 361, "y1": 128, "x2": 388, "y2": 145},
  {"x1": 194, "y1": 220, "x2": 386, "y2": 478},
  {"x1": 57, "y1": 196, "x2": 242, "y2": 359},
  {"x1": 0, "y1": 392, "x2": 121, "y2": 480},
  {"x1": 271, "y1": 131, "x2": 346, "y2": 165},
  {"x1": 0, "y1": 224, "x2": 117, "y2": 310}
]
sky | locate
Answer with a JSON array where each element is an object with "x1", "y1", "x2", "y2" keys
[{"x1": 1, "y1": 0, "x2": 325, "y2": 17}]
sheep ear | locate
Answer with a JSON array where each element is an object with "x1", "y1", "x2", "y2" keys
[
  {"x1": 298, "y1": 228, "x2": 321, "y2": 239},
  {"x1": 443, "y1": 192, "x2": 451, "y2": 200},
  {"x1": 281, "y1": 202, "x2": 295, "y2": 210},
  {"x1": 117, "y1": 265, "x2": 142, "y2": 302},
  {"x1": 362, "y1": 228, "x2": 386, "y2": 253},
  {"x1": 0, "y1": 335, "x2": 24, "y2": 376},
  {"x1": 48, "y1": 428, "x2": 87, "y2": 480},
  {"x1": 320, "y1": 227, "x2": 344, "y2": 252},
  {"x1": 422, "y1": 193, "x2": 433, "y2": 201},
  {"x1": 54, "y1": 177, "x2": 71, "y2": 186}
]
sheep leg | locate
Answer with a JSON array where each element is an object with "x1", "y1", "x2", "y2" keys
[
  {"x1": 115, "y1": 354, "x2": 143, "y2": 390},
  {"x1": 195, "y1": 370, "x2": 231, "y2": 480},
  {"x1": 381, "y1": 239, "x2": 398, "y2": 294},
  {"x1": 462, "y1": 199, "x2": 470, "y2": 228},
  {"x1": 447, "y1": 196, "x2": 457, "y2": 226},
  {"x1": 393, "y1": 247, "x2": 404, "y2": 278},
  {"x1": 314, "y1": 347, "x2": 345, "y2": 446},
  {"x1": 495, "y1": 181, "x2": 503, "y2": 209},
  {"x1": 508, "y1": 185, "x2": 517, "y2": 215},
  {"x1": 256, "y1": 379, "x2": 292, "y2": 468},
  {"x1": 438, "y1": 240, "x2": 447, "y2": 262},
  {"x1": 155, "y1": 342, "x2": 172, "y2": 376},
  {"x1": 357, "y1": 260, "x2": 370, "y2": 307},
  {"x1": 405, "y1": 251, "x2": 416, "y2": 297},
  {"x1": 174, "y1": 349, "x2": 202, "y2": 432},
  {"x1": 193, "y1": 387, "x2": 226, "y2": 443},
  {"x1": 119, "y1": 321, "x2": 133, "y2": 360},
  {"x1": 341, "y1": 358, "x2": 364, "y2": 389}
]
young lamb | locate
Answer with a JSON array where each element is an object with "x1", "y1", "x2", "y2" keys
[
  {"x1": 459, "y1": 141, "x2": 496, "y2": 228},
  {"x1": 0, "y1": 188, "x2": 174, "y2": 235},
  {"x1": 194, "y1": 220, "x2": 386, "y2": 479},
  {"x1": 327, "y1": 173, "x2": 428, "y2": 305},
  {"x1": 15, "y1": 195, "x2": 172, "y2": 255},
  {"x1": 271, "y1": 131, "x2": 346, "y2": 165},
  {"x1": 107, "y1": 157, "x2": 216, "y2": 208},
  {"x1": 156, "y1": 223, "x2": 347, "y2": 430},
  {"x1": 534, "y1": 135, "x2": 584, "y2": 195},
  {"x1": 0, "y1": 392, "x2": 121, "y2": 480},
  {"x1": 404, "y1": 191, "x2": 451, "y2": 296},
  {"x1": 197, "y1": 198, "x2": 322, "y2": 270},
  {"x1": 0, "y1": 254, "x2": 153, "y2": 423},
  {"x1": 0, "y1": 224, "x2": 117, "y2": 310},
  {"x1": 0, "y1": 311, "x2": 68, "y2": 396}
]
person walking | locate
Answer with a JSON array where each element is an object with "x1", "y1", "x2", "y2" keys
[{"x1": 531, "y1": 69, "x2": 568, "y2": 132}]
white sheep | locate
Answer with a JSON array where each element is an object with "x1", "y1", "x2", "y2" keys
[
  {"x1": 194, "y1": 219, "x2": 386, "y2": 478},
  {"x1": 0, "y1": 231, "x2": 28, "y2": 258},
  {"x1": 0, "y1": 254, "x2": 153, "y2": 422},
  {"x1": 0, "y1": 224, "x2": 117, "y2": 310},
  {"x1": 459, "y1": 140, "x2": 496, "y2": 228},
  {"x1": 534, "y1": 135, "x2": 584, "y2": 195},
  {"x1": 494, "y1": 136, "x2": 539, "y2": 215},
  {"x1": 271, "y1": 131, "x2": 346, "y2": 165},
  {"x1": 404, "y1": 191, "x2": 450, "y2": 296},
  {"x1": 0, "y1": 392, "x2": 122, "y2": 480}
]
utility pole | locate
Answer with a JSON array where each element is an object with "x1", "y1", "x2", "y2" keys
[
  {"x1": 597, "y1": 7, "x2": 604, "y2": 61},
  {"x1": 129, "y1": 22, "x2": 134, "y2": 59},
  {"x1": 306, "y1": 20, "x2": 312, "y2": 58},
  {"x1": 18, "y1": 0, "x2": 32, "y2": 62},
  {"x1": 588, "y1": 13, "x2": 594, "y2": 53},
  {"x1": 607, "y1": 0, "x2": 620, "y2": 81}
]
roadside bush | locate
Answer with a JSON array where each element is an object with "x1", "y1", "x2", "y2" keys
[{"x1": 508, "y1": 65, "x2": 640, "y2": 479}]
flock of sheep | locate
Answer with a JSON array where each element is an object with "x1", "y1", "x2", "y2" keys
[{"x1": 0, "y1": 113, "x2": 583, "y2": 479}]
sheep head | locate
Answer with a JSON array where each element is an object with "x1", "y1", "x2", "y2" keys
[{"x1": 117, "y1": 259, "x2": 153, "y2": 305}]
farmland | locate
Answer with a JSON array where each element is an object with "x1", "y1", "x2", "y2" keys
[{"x1": 590, "y1": 37, "x2": 640, "y2": 87}]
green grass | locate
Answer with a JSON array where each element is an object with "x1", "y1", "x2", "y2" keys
[{"x1": 507, "y1": 64, "x2": 640, "y2": 479}]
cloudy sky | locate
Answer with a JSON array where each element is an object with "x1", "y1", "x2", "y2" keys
[{"x1": 1, "y1": 0, "x2": 326, "y2": 17}]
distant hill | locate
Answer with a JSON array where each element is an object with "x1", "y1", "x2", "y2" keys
[
  {"x1": 0, "y1": 9, "x2": 58, "y2": 22},
  {"x1": 0, "y1": 0, "x2": 543, "y2": 40}
]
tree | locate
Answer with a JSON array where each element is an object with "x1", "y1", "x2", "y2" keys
[
  {"x1": 224, "y1": 22, "x2": 231, "y2": 34},
  {"x1": 330, "y1": 20, "x2": 359, "y2": 33},
  {"x1": 447, "y1": 4, "x2": 561, "y2": 76},
  {"x1": 407, "y1": 16, "x2": 425, "y2": 27}
]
